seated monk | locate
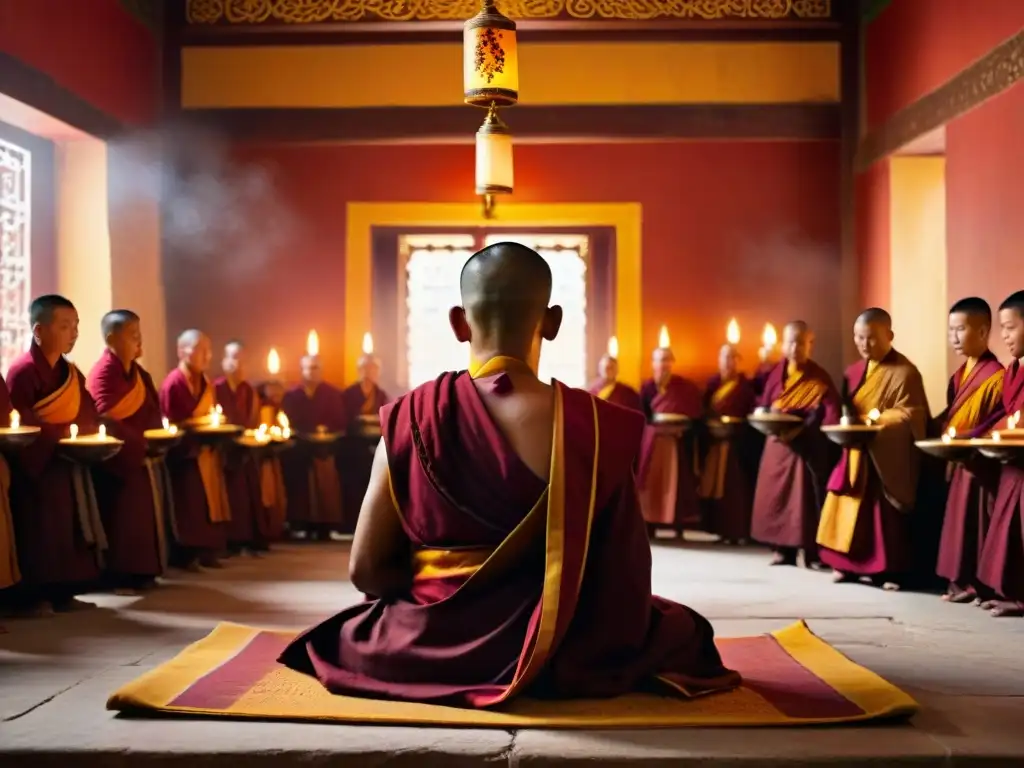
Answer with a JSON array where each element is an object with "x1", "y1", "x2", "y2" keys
[
  {"x1": 637, "y1": 345, "x2": 703, "y2": 537},
  {"x1": 934, "y1": 298, "x2": 1005, "y2": 604},
  {"x1": 281, "y1": 355, "x2": 346, "y2": 540},
  {"x1": 699, "y1": 344, "x2": 757, "y2": 545},
  {"x1": 586, "y1": 349, "x2": 642, "y2": 411},
  {"x1": 0, "y1": 378, "x2": 20, "y2": 623},
  {"x1": 256, "y1": 380, "x2": 288, "y2": 541},
  {"x1": 214, "y1": 340, "x2": 269, "y2": 554},
  {"x1": 159, "y1": 330, "x2": 230, "y2": 570},
  {"x1": 817, "y1": 309, "x2": 929, "y2": 591},
  {"x1": 976, "y1": 290, "x2": 1024, "y2": 617},
  {"x1": 751, "y1": 321, "x2": 840, "y2": 568},
  {"x1": 278, "y1": 241, "x2": 740, "y2": 705},
  {"x1": 4, "y1": 295, "x2": 106, "y2": 616},
  {"x1": 87, "y1": 310, "x2": 169, "y2": 593}
]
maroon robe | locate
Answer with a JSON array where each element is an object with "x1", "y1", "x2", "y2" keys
[
  {"x1": 214, "y1": 376, "x2": 268, "y2": 549},
  {"x1": 817, "y1": 350, "x2": 929, "y2": 578},
  {"x1": 935, "y1": 352, "x2": 1006, "y2": 589},
  {"x1": 0, "y1": 379, "x2": 17, "y2": 592},
  {"x1": 586, "y1": 379, "x2": 643, "y2": 412},
  {"x1": 341, "y1": 382, "x2": 389, "y2": 429},
  {"x1": 637, "y1": 375, "x2": 703, "y2": 529},
  {"x1": 87, "y1": 349, "x2": 165, "y2": 579},
  {"x1": 751, "y1": 360, "x2": 841, "y2": 561},
  {"x1": 339, "y1": 382, "x2": 390, "y2": 533},
  {"x1": 699, "y1": 373, "x2": 757, "y2": 540},
  {"x1": 281, "y1": 382, "x2": 347, "y2": 529},
  {"x1": 279, "y1": 371, "x2": 740, "y2": 705},
  {"x1": 4, "y1": 344, "x2": 103, "y2": 590},
  {"x1": 752, "y1": 359, "x2": 778, "y2": 398},
  {"x1": 977, "y1": 360, "x2": 1024, "y2": 602},
  {"x1": 158, "y1": 367, "x2": 227, "y2": 553}
]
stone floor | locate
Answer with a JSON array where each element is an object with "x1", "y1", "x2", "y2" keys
[{"x1": 2, "y1": 537, "x2": 1023, "y2": 767}]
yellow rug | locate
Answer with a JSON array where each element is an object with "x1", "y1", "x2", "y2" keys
[{"x1": 107, "y1": 621, "x2": 918, "y2": 728}]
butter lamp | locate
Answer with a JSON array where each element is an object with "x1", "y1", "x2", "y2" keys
[{"x1": 463, "y1": 0, "x2": 519, "y2": 108}]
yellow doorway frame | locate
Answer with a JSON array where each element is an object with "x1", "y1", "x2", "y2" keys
[{"x1": 344, "y1": 202, "x2": 643, "y2": 387}]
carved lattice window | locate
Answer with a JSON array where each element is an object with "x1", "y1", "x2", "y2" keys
[
  {"x1": 403, "y1": 233, "x2": 588, "y2": 389},
  {"x1": 0, "y1": 137, "x2": 32, "y2": 377}
]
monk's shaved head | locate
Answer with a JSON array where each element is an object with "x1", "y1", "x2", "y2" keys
[
  {"x1": 948, "y1": 297, "x2": 992, "y2": 359},
  {"x1": 998, "y1": 290, "x2": 1024, "y2": 359},
  {"x1": 30, "y1": 294, "x2": 75, "y2": 326},
  {"x1": 857, "y1": 307, "x2": 892, "y2": 329},
  {"x1": 177, "y1": 329, "x2": 204, "y2": 350},
  {"x1": 453, "y1": 242, "x2": 561, "y2": 360},
  {"x1": 950, "y1": 297, "x2": 992, "y2": 325},
  {"x1": 782, "y1": 320, "x2": 814, "y2": 365},
  {"x1": 101, "y1": 309, "x2": 140, "y2": 338},
  {"x1": 784, "y1": 320, "x2": 810, "y2": 336},
  {"x1": 999, "y1": 290, "x2": 1024, "y2": 317}
]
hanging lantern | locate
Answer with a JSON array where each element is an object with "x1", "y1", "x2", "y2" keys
[
  {"x1": 463, "y1": 0, "x2": 519, "y2": 107},
  {"x1": 476, "y1": 105, "x2": 514, "y2": 199}
]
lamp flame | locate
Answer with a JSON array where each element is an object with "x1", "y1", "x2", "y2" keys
[
  {"x1": 607, "y1": 336, "x2": 619, "y2": 359},
  {"x1": 762, "y1": 323, "x2": 778, "y2": 348},
  {"x1": 267, "y1": 347, "x2": 281, "y2": 376},
  {"x1": 69, "y1": 423, "x2": 79, "y2": 440},
  {"x1": 362, "y1": 332, "x2": 374, "y2": 356},
  {"x1": 658, "y1": 325, "x2": 671, "y2": 350},
  {"x1": 947, "y1": 426, "x2": 957, "y2": 439},
  {"x1": 866, "y1": 408, "x2": 881, "y2": 425},
  {"x1": 9, "y1": 410, "x2": 19, "y2": 430},
  {"x1": 1010, "y1": 410, "x2": 1021, "y2": 430},
  {"x1": 277, "y1": 412, "x2": 289, "y2": 430},
  {"x1": 99, "y1": 424, "x2": 107, "y2": 440},
  {"x1": 726, "y1": 318, "x2": 741, "y2": 346},
  {"x1": 306, "y1": 330, "x2": 319, "y2": 357}
]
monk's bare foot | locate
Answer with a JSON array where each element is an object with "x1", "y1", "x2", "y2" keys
[
  {"x1": 831, "y1": 570, "x2": 854, "y2": 584},
  {"x1": 770, "y1": 552, "x2": 796, "y2": 567},
  {"x1": 989, "y1": 601, "x2": 1024, "y2": 618},
  {"x1": 53, "y1": 597, "x2": 96, "y2": 613},
  {"x1": 881, "y1": 581, "x2": 901, "y2": 592},
  {"x1": 943, "y1": 586, "x2": 975, "y2": 603},
  {"x1": 978, "y1": 598, "x2": 1000, "y2": 610},
  {"x1": 805, "y1": 560, "x2": 827, "y2": 572}
]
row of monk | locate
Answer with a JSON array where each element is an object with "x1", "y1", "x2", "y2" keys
[
  {"x1": 0, "y1": 294, "x2": 391, "y2": 620},
  {"x1": 586, "y1": 296, "x2": 1024, "y2": 617}
]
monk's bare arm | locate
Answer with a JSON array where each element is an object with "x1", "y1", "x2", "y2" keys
[{"x1": 348, "y1": 438, "x2": 412, "y2": 599}]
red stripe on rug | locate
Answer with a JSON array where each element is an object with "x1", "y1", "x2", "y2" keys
[
  {"x1": 171, "y1": 631, "x2": 291, "y2": 710},
  {"x1": 718, "y1": 635, "x2": 865, "y2": 719}
]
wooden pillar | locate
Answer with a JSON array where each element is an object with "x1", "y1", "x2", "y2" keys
[{"x1": 839, "y1": 0, "x2": 863, "y2": 367}]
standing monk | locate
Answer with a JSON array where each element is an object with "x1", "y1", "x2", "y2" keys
[
  {"x1": 0, "y1": 379, "x2": 20, "y2": 622},
  {"x1": 935, "y1": 298, "x2": 1005, "y2": 604},
  {"x1": 159, "y1": 330, "x2": 230, "y2": 570},
  {"x1": 340, "y1": 350, "x2": 390, "y2": 534},
  {"x1": 752, "y1": 324, "x2": 779, "y2": 398},
  {"x1": 751, "y1": 321, "x2": 840, "y2": 568},
  {"x1": 976, "y1": 290, "x2": 1024, "y2": 617},
  {"x1": 817, "y1": 308, "x2": 929, "y2": 591},
  {"x1": 699, "y1": 344, "x2": 757, "y2": 544},
  {"x1": 256, "y1": 379, "x2": 288, "y2": 541},
  {"x1": 279, "y1": 241, "x2": 740, "y2": 705},
  {"x1": 281, "y1": 355, "x2": 346, "y2": 540},
  {"x1": 215, "y1": 341, "x2": 268, "y2": 554},
  {"x1": 4, "y1": 295, "x2": 105, "y2": 615},
  {"x1": 341, "y1": 351, "x2": 390, "y2": 431},
  {"x1": 586, "y1": 342, "x2": 642, "y2": 411},
  {"x1": 87, "y1": 310, "x2": 168, "y2": 593},
  {"x1": 637, "y1": 340, "x2": 703, "y2": 537}
]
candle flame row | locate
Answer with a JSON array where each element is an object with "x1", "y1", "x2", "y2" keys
[{"x1": 264, "y1": 330, "x2": 376, "y2": 374}]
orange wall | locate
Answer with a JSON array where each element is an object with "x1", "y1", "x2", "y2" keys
[
  {"x1": 946, "y1": 84, "x2": 1024, "y2": 363},
  {"x1": 0, "y1": 0, "x2": 159, "y2": 125},
  {"x1": 865, "y1": 0, "x2": 1024, "y2": 128},
  {"x1": 163, "y1": 141, "x2": 842, "y2": 387}
]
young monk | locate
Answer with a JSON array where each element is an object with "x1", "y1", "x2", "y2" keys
[
  {"x1": 4, "y1": 295, "x2": 105, "y2": 615},
  {"x1": 278, "y1": 241, "x2": 740, "y2": 705},
  {"x1": 817, "y1": 308, "x2": 929, "y2": 591},
  {"x1": 751, "y1": 321, "x2": 840, "y2": 568},
  {"x1": 0, "y1": 379, "x2": 20, "y2": 623},
  {"x1": 214, "y1": 341, "x2": 268, "y2": 554},
  {"x1": 934, "y1": 298, "x2": 1005, "y2": 604},
  {"x1": 87, "y1": 310, "x2": 168, "y2": 593},
  {"x1": 637, "y1": 344, "x2": 703, "y2": 537},
  {"x1": 699, "y1": 343, "x2": 757, "y2": 544},
  {"x1": 976, "y1": 290, "x2": 1024, "y2": 617},
  {"x1": 586, "y1": 351, "x2": 642, "y2": 411},
  {"x1": 281, "y1": 354, "x2": 346, "y2": 540},
  {"x1": 159, "y1": 330, "x2": 230, "y2": 570}
]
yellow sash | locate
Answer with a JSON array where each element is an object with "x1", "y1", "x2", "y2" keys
[
  {"x1": 772, "y1": 363, "x2": 828, "y2": 412},
  {"x1": 192, "y1": 380, "x2": 231, "y2": 523},
  {"x1": 710, "y1": 377, "x2": 738, "y2": 409},
  {"x1": 947, "y1": 369, "x2": 1004, "y2": 434},
  {"x1": 597, "y1": 381, "x2": 616, "y2": 400},
  {"x1": 699, "y1": 378, "x2": 740, "y2": 500},
  {"x1": 361, "y1": 387, "x2": 377, "y2": 415},
  {"x1": 469, "y1": 355, "x2": 534, "y2": 379},
  {"x1": 104, "y1": 370, "x2": 147, "y2": 421},
  {"x1": 817, "y1": 362, "x2": 886, "y2": 553},
  {"x1": 0, "y1": 456, "x2": 20, "y2": 589},
  {"x1": 34, "y1": 363, "x2": 81, "y2": 424}
]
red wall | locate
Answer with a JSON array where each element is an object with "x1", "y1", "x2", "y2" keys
[
  {"x1": 0, "y1": 0, "x2": 159, "y2": 125},
  {"x1": 855, "y1": 159, "x2": 891, "y2": 310},
  {"x1": 164, "y1": 140, "x2": 843, "y2": 387},
  {"x1": 946, "y1": 84, "x2": 1024, "y2": 361},
  {"x1": 865, "y1": 0, "x2": 1024, "y2": 128}
]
